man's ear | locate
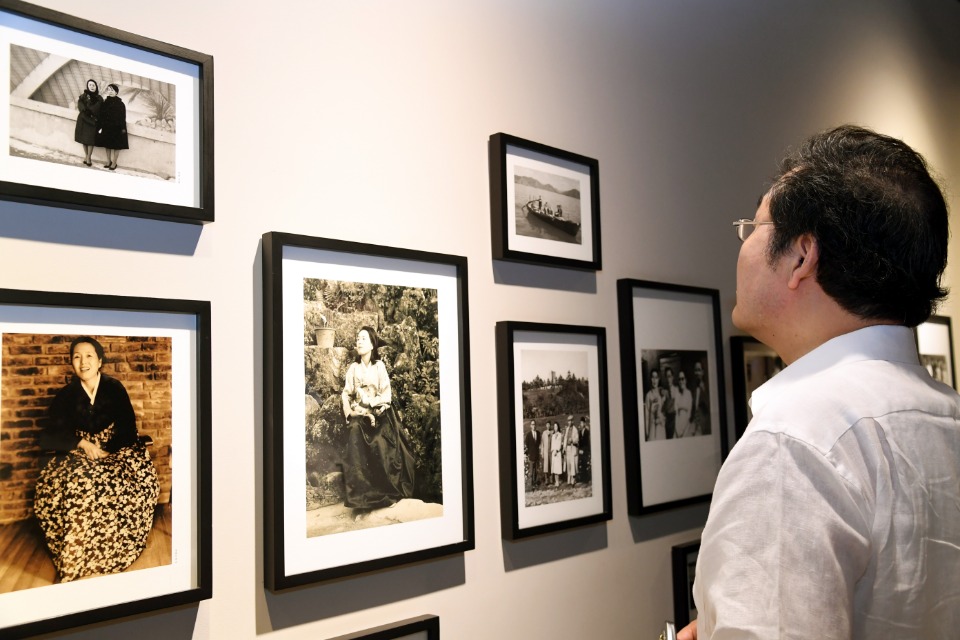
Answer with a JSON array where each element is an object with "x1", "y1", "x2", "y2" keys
[{"x1": 787, "y1": 234, "x2": 818, "y2": 290}]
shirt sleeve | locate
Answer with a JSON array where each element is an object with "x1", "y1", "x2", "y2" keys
[{"x1": 694, "y1": 430, "x2": 872, "y2": 640}]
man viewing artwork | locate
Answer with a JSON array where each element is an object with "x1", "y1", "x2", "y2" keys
[{"x1": 680, "y1": 125, "x2": 960, "y2": 639}]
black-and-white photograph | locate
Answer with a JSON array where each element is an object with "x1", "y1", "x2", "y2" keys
[
  {"x1": 671, "y1": 539, "x2": 700, "y2": 628},
  {"x1": 915, "y1": 315, "x2": 956, "y2": 389},
  {"x1": 518, "y1": 348, "x2": 593, "y2": 506},
  {"x1": 640, "y1": 349, "x2": 712, "y2": 441},
  {"x1": 489, "y1": 132, "x2": 601, "y2": 270},
  {"x1": 9, "y1": 44, "x2": 176, "y2": 179},
  {"x1": 0, "y1": 1, "x2": 213, "y2": 223},
  {"x1": 730, "y1": 336, "x2": 785, "y2": 440},
  {"x1": 302, "y1": 279, "x2": 443, "y2": 537},
  {"x1": 263, "y1": 232, "x2": 473, "y2": 589},
  {"x1": 513, "y1": 164, "x2": 583, "y2": 245},
  {"x1": 0, "y1": 333, "x2": 174, "y2": 593},
  {"x1": 496, "y1": 321, "x2": 611, "y2": 539}
]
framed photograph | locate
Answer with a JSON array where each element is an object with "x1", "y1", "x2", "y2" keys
[
  {"x1": 262, "y1": 232, "x2": 474, "y2": 590},
  {"x1": 671, "y1": 539, "x2": 700, "y2": 628},
  {"x1": 617, "y1": 279, "x2": 728, "y2": 515},
  {"x1": 330, "y1": 615, "x2": 440, "y2": 640},
  {"x1": 729, "y1": 336, "x2": 784, "y2": 441},
  {"x1": 0, "y1": 288, "x2": 211, "y2": 638},
  {"x1": 489, "y1": 132, "x2": 601, "y2": 270},
  {"x1": 0, "y1": 0, "x2": 214, "y2": 223},
  {"x1": 915, "y1": 315, "x2": 956, "y2": 389},
  {"x1": 495, "y1": 321, "x2": 612, "y2": 539}
]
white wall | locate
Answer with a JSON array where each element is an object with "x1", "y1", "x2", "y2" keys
[{"x1": 3, "y1": 1, "x2": 960, "y2": 638}]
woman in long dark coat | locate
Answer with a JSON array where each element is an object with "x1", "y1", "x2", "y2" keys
[
  {"x1": 95, "y1": 83, "x2": 129, "y2": 171},
  {"x1": 33, "y1": 336, "x2": 159, "y2": 582},
  {"x1": 340, "y1": 326, "x2": 415, "y2": 509},
  {"x1": 74, "y1": 79, "x2": 102, "y2": 167}
]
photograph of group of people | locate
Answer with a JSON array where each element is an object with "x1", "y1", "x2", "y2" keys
[
  {"x1": 516, "y1": 347, "x2": 594, "y2": 508},
  {"x1": 8, "y1": 43, "x2": 177, "y2": 180},
  {"x1": 523, "y1": 414, "x2": 592, "y2": 494},
  {"x1": 640, "y1": 349, "x2": 711, "y2": 442}
]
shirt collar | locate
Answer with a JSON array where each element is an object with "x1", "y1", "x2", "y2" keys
[{"x1": 750, "y1": 325, "x2": 919, "y2": 416}]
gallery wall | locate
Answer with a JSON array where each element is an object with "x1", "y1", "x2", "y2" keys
[{"x1": 1, "y1": 0, "x2": 959, "y2": 638}]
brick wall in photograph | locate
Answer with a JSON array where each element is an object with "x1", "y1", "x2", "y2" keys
[{"x1": 0, "y1": 334, "x2": 173, "y2": 525}]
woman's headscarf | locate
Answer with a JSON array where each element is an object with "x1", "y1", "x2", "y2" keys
[{"x1": 84, "y1": 79, "x2": 99, "y2": 95}]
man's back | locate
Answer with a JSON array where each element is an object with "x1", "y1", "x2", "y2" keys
[{"x1": 694, "y1": 326, "x2": 960, "y2": 639}]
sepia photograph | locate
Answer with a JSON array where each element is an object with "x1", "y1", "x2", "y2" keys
[
  {"x1": 496, "y1": 321, "x2": 611, "y2": 539},
  {"x1": 263, "y1": 233, "x2": 473, "y2": 589},
  {"x1": 0, "y1": 289, "x2": 211, "y2": 638},
  {"x1": 489, "y1": 132, "x2": 601, "y2": 270},
  {"x1": 0, "y1": 1, "x2": 213, "y2": 222},
  {"x1": 301, "y1": 279, "x2": 443, "y2": 538},
  {"x1": 0, "y1": 333, "x2": 173, "y2": 593}
]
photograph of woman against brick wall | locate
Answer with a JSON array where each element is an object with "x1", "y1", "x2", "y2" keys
[{"x1": 0, "y1": 333, "x2": 173, "y2": 593}]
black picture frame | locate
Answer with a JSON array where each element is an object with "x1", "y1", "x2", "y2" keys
[
  {"x1": 262, "y1": 232, "x2": 474, "y2": 590},
  {"x1": 489, "y1": 132, "x2": 601, "y2": 271},
  {"x1": 495, "y1": 321, "x2": 612, "y2": 539},
  {"x1": 617, "y1": 279, "x2": 729, "y2": 515},
  {"x1": 671, "y1": 539, "x2": 700, "y2": 628},
  {"x1": 729, "y1": 336, "x2": 784, "y2": 441},
  {"x1": 0, "y1": 0, "x2": 214, "y2": 223},
  {"x1": 329, "y1": 615, "x2": 440, "y2": 640},
  {"x1": 0, "y1": 287, "x2": 212, "y2": 638},
  {"x1": 915, "y1": 314, "x2": 956, "y2": 389}
]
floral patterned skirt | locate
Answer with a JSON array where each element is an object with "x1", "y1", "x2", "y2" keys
[{"x1": 34, "y1": 426, "x2": 159, "y2": 582}]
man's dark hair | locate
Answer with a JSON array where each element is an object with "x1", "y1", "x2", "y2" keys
[{"x1": 767, "y1": 125, "x2": 948, "y2": 327}]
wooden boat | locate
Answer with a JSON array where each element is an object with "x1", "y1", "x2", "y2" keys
[{"x1": 522, "y1": 199, "x2": 581, "y2": 237}]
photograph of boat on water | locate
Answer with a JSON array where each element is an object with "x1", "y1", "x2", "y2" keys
[{"x1": 489, "y1": 132, "x2": 601, "y2": 271}]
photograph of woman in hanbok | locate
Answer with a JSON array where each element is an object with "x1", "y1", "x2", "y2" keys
[
  {"x1": 340, "y1": 326, "x2": 415, "y2": 510},
  {"x1": 33, "y1": 336, "x2": 159, "y2": 582}
]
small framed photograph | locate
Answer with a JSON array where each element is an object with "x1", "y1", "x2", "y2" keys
[
  {"x1": 0, "y1": 288, "x2": 211, "y2": 638},
  {"x1": 489, "y1": 132, "x2": 601, "y2": 270},
  {"x1": 330, "y1": 615, "x2": 440, "y2": 640},
  {"x1": 495, "y1": 321, "x2": 612, "y2": 539},
  {"x1": 262, "y1": 232, "x2": 474, "y2": 590},
  {"x1": 617, "y1": 279, "x2": 729, "y2": 515},
  {"x1": 915, "y1": 315, "x2": 956, "y2": 389},
  {"x1": 729, "y1": 336, "x2": 784, "y2": 441},
  {"x1": 1, "y1": 0, "x2": 214, "y2": 223},
  {"x1": 671, "y1": 539, "x2": 700, "y2": 628}
]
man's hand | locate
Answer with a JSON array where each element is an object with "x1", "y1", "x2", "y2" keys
[{"x1": 677, "y1": 620, "x2": 697, "y2": 640}]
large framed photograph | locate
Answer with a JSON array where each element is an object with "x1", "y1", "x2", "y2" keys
[
  {"x1": 330, "y1": 615, "x2": 440, "y2": 640},
  {"x1": 489, "y1": 132, "x2": 601, "y2": 270},
  {"x1": 915, "y1": 314, "x2": 956, "y2": 389},
  {"x1": 729, "y1": 336, "x2": 784, "y2": 441},
  {"x1": 262, "y1": 232, "x2": 474, "y2": 590},
  {"x1": 671, "y1": 539, "x2": 700, "y2": 628},
  {"x1": 617, "y1": 279, "x2": 728, "y2": 515},
  {"x1": 0, "y1": 0, "x2": 214, "y2": 223},
  {"x1": 0, "y1": 288, "x2": 211, "y2": 638},
  {"x1": 495, "y1": 321, "x2": 611, "y2": 539}
]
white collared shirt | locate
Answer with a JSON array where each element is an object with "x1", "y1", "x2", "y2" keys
[{"x1": 694, "y1": 325, "x2": 960, "y2": 639}]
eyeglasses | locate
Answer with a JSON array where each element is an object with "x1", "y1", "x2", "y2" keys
[{"x1": 732, "y1": 219, "x2": 775, "y2": 242}]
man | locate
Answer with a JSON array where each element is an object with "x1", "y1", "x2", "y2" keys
[
  {"x1": 690, "y1": 360, "x2": 710, "y2": 436},
  {"x1": 523, "y1": 420, "x2": 540, "y2": 489},
  {"x1": 662, "y1": 366, "x2": 678, "y2": 439},
  {"x1": 680, "y1": 126, "x2": 960, "y2": 639},
  {"x1": 577, "y1": 416, "x2": 591, "y2": 482},
  {"x1": 562, "y1": 415, "x2": 579, "y2": 485}
]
